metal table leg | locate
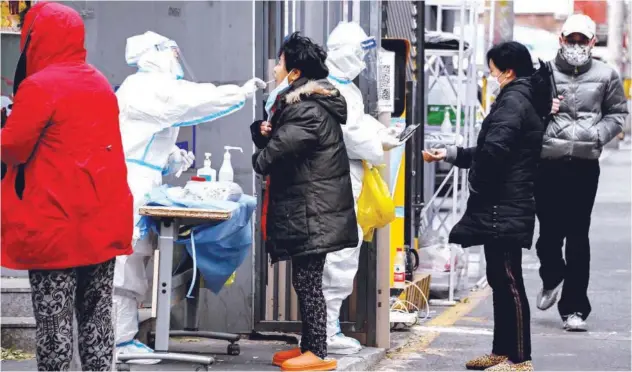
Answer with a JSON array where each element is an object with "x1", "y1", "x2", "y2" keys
[
  {"x1": 155, "y1": 219, "x2": 175, "y2": 352},
  {"x1": 184, "y1": 273, "x2": 201, "y2": 331},
  {"x1": 148, "y1": 259, "x2": 241, "y2": 356}
]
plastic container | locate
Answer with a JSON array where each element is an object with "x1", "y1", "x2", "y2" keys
[
  {"x1": 218, "y1": 146, "x2": 243, "y2": 182},
  {"x1": 393, "y1": 247, "x2": 406, "y2": 289},
  {"x1": 440, "y1": 108, "x2": 452, "y2": 134},
  {"x1": 197, "y1": 152, "x2": 216, "y2": 181}
]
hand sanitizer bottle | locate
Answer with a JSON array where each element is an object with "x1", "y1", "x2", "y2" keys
[
  {"x1": 218, "y1": 146, "x2": 243, "y2": 182},
  {"x1": 197, "y1": 152, "x2": 216, "y2": 181},
  {"x1": 441, "y1": 107, "x2": 452, "y2": 134}
]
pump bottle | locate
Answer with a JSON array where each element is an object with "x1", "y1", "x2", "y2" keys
[
  {"x1": 197, "y1": 152, "x2": 216, "y2": 181},
  {"x1": 440, "y1": 107, "x2": 452, "y2": 134},
  {"x1": 218, "y1": 146, "x2": 243, "y2": 182}
]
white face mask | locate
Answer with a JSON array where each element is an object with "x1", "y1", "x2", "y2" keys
[
  {"x1": 487, "y1": 72, "x2": 507, "y2": 96},
  {"x1": 265, "y1": 72, "x2": 293, "y2": 119},
  {"x1": 561, "y1": 43, "x2": 592, "y2": 67}
]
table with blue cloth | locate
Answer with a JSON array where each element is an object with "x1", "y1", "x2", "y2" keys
[{"x1": 116, "y1": 186, "x2": 257, "y2": 370}]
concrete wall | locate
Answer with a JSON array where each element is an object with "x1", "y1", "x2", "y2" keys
[{"x1": 0, "y1": 34, "x2": 20, "y2": 96}]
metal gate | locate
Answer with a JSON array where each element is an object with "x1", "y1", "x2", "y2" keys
[{"x1": 251, "y1": 0, "x2": 379, "y2": 346}]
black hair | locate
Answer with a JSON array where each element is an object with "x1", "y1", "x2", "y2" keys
[
  {"x1": 487, "y1": 42, "x2": 555, "y2": 120},
  {"x1": 486, "y1": 41, "x2": 535, "y2": 78},
  {"x1": 278, "y1": 32, "x2": 329, "y2": 80},
  {"x1": 18, "y1": 1, "x2": 32, "y2": 29}
]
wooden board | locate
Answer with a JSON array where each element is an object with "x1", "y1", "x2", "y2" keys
[{"x1": 139, "y1": 206, "x2": 231, "y2": 221}]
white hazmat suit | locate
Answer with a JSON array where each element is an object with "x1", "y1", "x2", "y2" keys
[
  {"x1": 322, "y1": 22, "x2": 403, "y2": 355},
  {"x1": 113, "y1": 31, "x2": 265, "y2": 362}
]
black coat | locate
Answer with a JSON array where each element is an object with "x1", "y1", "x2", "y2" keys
[
  {"x1": 251, "y1": 78, "x2": 358, "y2": 262},
  {"x1": 449, "y1": 78, "x2": 547, "y2": 249}
]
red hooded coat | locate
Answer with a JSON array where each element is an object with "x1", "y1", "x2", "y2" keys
[{"x1": 1, "y1": 2, "x2": 133, "y2": 270}]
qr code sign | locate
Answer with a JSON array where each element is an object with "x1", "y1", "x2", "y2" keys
[
  {"x1": 378, "y1": 50, "x2": 395, "y2": 113},
  {"x1": 379, "y1": 64, "x2": 391, "y2": 102}
]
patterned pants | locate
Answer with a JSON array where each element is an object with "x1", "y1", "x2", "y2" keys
[
  {"x1": 292, "y1": 254, "x2": 327, "y2": 359},
  {"x1": 29, "y1": 259, "x2": 116, "y2": 371}
]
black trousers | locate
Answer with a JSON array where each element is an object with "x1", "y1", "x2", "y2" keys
[
  {"x1": 292, "y1": 254, "x2": 327, "y2": 359},
  {"x1": 29, "y1": 259, "x2": 116, "y2": 371},
  {"x1": 485, "y1": 244, "x2": 531, "y2": 363},
  {"x1": 535, "y1": 158, "x2": 600, "y2": 320}
]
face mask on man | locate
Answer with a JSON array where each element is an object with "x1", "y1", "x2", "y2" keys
[
  {"x1": 487, "y1": 72, "x2": 508, "y2": 96},
  {"x1": 561, "y1": 43, "x2": 592, "y2": 67},
  {"x1": 265, "y1": 71, "x2": 294, "y2": 119}
]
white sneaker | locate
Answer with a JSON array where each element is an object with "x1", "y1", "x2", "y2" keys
[
  {"x1": 116, "y1": 340, "x2": 161, "y2": 365},
  {"x1": 536, "y1": 281, "x2": 563, "y2": 311},
  {"x1": 563, "y1": 313, "x2": 587, "y2": 332},
  {"x1": 327, "y1": 333, "x2": 362, "y2": 355}
]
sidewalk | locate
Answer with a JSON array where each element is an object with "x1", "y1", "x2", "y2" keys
[
  {"x1": 1, "y1": 337, "x2": 384, "y2": 371},
  {"x1": 376, "y1": 147, "x2": 632, "y2": 371}
]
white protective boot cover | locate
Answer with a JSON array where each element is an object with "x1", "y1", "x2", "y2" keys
[
  {"x1": 322, "y1": 222, "x2": 364, "y2": 355},
  {"x1": 113, "y1": 294, "x2": 160, "y2": 365}
]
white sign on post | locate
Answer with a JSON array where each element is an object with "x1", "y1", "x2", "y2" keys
[{"x1": 377, "y1": 50, "x2": 396, "y2": 113}]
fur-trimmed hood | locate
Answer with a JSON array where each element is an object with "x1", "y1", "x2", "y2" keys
[{"x1": 283, "y1": 78, "x2": 347, "y2": 124}]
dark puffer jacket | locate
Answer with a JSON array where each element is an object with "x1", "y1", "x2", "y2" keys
[
  {"x1": 251, "y1": 78, "x2": 358, "y2": 262},
  {"x1": 445, "y1": 78, "x2": 549, "y2": 248}
]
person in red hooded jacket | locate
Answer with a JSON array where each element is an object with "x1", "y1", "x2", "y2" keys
[{"x1": 1, "y1": 2, "x2": 133, "y2": 370}]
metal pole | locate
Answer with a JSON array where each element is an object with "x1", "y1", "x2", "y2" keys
[
  {"x1": 361, "y1": 0, "x2": 388, "y2": 349},
  {"x1": 414, "y1": 0, "x2": 425, "y2": 249},
  {"x1": 404, "y1": 81, "x2": 414, "y2": 262},
  {"x1": 448, "y1": 0, "x2": 467, "y2": 304},
  {"x1": 607, "y1": 0, "x2": 625, "y2": 75}
]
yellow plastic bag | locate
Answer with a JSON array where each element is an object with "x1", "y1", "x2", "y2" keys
[{"x1": 357, "y1": 161, "x2": 396, "y2": 242}]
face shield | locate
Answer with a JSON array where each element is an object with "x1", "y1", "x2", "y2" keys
[
  {"x1": 327, "y1": 36, "x2": 377, "y2": 82},
  {"x1": 359, "y1": 37, "x2": 378, "y2": 82},
  {"x1": 153, "y1": 40, "x2": 195, "y2": 80},
  {"x1": 327, "y1": 22, "x2": 378, "y2": 82},
  {"x1": 125, "y1": 31, "x2": 196, "y2": 80}
]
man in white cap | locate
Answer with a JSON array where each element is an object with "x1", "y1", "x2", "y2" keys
[
  {"x1": 114, "y1": 31, "x2": 265, "y2": 362},
  {"x1": 535, "y1": 14, "x2": 628, "y2": 331}
]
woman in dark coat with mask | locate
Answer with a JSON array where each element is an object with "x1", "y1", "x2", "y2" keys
[
  {"x1": 425, "y1": 41, "x2": 553, "y2": 371},
  {"x1": 250, "y1": 32, "x2": 357, "y2": 372}
]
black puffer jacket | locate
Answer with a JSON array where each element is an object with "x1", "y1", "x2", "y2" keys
[
  {"x1": 446, "y1": 78, "x2": 550, "y2": 248},
  {"x1": 251, "y1": 78, "x2": 358, "y2": 262}
]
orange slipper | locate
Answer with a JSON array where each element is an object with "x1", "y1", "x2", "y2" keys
[
  {"x1": 281, "y1": 351, "x2": 337, "y2": 371},
  {"x1": 272, "y1": 348, "x2": 302, "y2": 367}
]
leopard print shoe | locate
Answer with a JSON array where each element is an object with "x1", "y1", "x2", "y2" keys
[
  {"x1": 465, "y1": 354, "x2": 508, "y2": 370},
  {"x1": 485, "y1": 361, "x2": 534, "y2": 371}
]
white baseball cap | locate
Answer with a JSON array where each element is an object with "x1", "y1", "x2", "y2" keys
[{"x1": 561, "y1": 14, "x2": 597, "y2": 40}]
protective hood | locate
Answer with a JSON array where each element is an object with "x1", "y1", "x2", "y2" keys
[
  {"x1": 326, "y1": 22, "x2": 376, "y2": 81},
  {"x1": 16, "y1": 2, "x2": 86, "y2": 85},
  {"x1": 125, "y1": 31, "x2": 184, "y2": 79}
]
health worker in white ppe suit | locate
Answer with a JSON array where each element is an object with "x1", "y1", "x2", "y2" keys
[
  {"x1": 323, "y1": 22, "x2": 403, "y2": 355},
  {"x1": 113, "y1": 31, "x2": 266, "y2": 362}
]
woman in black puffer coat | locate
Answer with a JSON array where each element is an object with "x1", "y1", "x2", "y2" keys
[
  {"x1": 425, "y1": 41, "x2": 553, "y2": 372},
  {"x1": 250, "y1": 32, "x2": 357, "y2": 371}
]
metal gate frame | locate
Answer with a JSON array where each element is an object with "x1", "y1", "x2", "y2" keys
[{"x1": 251, "y1": 0, "x2": 379, "y2": 347}]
